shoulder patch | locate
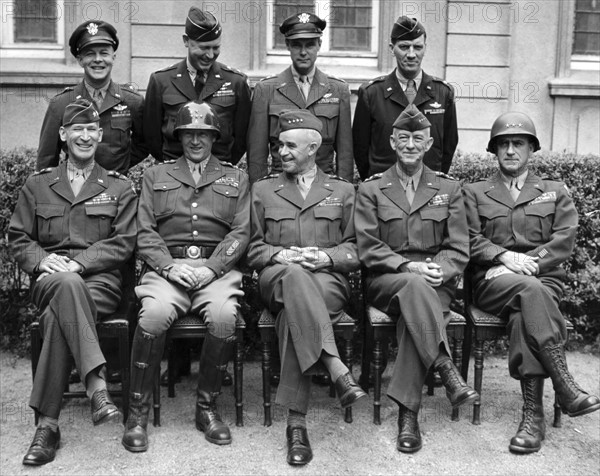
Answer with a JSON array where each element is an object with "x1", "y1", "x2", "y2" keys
[
  {"x1": 364, "y1": 173, "x2": 383, "y2": 182},
  {"x1": 434, "y1": 171, "x2": 458, "y2": 181},
  {"x1": 33, "y1": 167, "x2": 54, "y2": 175},
  {"x1": 365, "y1": 76, "x2": 386, "y2": 88},
  {"x1": 258, "y1": 173, "x2": 280, "y2": 181}
]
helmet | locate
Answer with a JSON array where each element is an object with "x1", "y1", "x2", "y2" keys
[
  {"x1": 487, "y1": 111, "x2": 540, "y2": 153},
  {"x1": 174, "y1": 101, "x2": 221, "y2": 140}
]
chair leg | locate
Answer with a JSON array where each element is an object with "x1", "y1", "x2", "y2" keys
[
  {"x1": 472, "y1": 338, "x2": 485, "y2": 425},
  {"x1": 167, "y1": 339, "x2": 176, "y2": 398},
  {"x1": 234, "y1": 335, "x2": 244, "y2": 427},
  {"x1": 261, "y1": 339, "x2": 272, "y2": 427},
  {"x1": 451, "y1": 337, "x2": 463, "y2": 422},
  {"x1": 553, "y1": 392, "x2": 562, "y2": 428},
  {"x1": 373, "y1": 337, "x2": 383, "y2": 425},
  {"x1": 343, "y1": 335, "x2": 353, "y2": 424},
  {"x1": 153, "y1": 367, "x2": 161, "y2": 427},
  {"x1": 359, "y1": 323, "x2": 372, "y2": 393},
  {"x1": 31, "y1": 325, "x2": 41, "y2": 426}
]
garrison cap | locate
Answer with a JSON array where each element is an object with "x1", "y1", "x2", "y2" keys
[
  {"x1": 280, "y1": 12, "x2": 326, "y2": 40},
  {"x1": 185, "y1": 7, "x2": 222, "y2": 42},
  {"x1": 392, "y1": 104, "x2": 431, "y2": 131},
  {"x1": 69, "y1": 21, "x2": 118, "y2": 57},
  {"x1": 390, "y1": 16, "x2": 426, "y2": 42},
  {"x1": 63, "y1": 99, "x2": 100, "y2": 127},
  {"x1": 279, "y1": 110, "x2": 322, "y2": 134}
]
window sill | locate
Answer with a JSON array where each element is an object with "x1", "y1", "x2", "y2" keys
[
  {"x1": 549, "y1": 70, "x2": 600, "y2": 98},
  {"x1": 0, "y1": 58, "x2": 80, "y2": 86}
]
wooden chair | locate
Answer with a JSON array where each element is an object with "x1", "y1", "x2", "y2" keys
[
  {"x1": 463, "y1": 268, "x2": 573, "y2": 426},
  {"x1": 153, "y1": 313, "x2": 246, "y2": 427},
  {"x1": 258, "y1": 308, "x2": 357, "y2": 426},
  {"x1": 360, "y1": 305, "x2": 467, "y2": 425}
]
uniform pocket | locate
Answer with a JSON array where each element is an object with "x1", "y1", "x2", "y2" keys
[
  {"x1": 312, "y1": 103, "x2": 339, "y2": 140},
  {"x1": 212, "y1": 184, "x2": 240, "y2": 223},
  {"x1": 163, "y1": 95, "x2": 187, "y2": 139},
  {"x1": 85, "y1": 203, "x2": 118, "y2": 241},
  {"x1": 377, "y1": 206, "x2": 404, "y2": 249},
  {"x1": 152, "y1": 181, "x2": 181, "y2": 217},
  {"x1": 420, "y1": 206, "x2": 449, "y2": 246},
  {"x1": 36, "y1": 203, "x2": 65, "y2": 244},
  {"x1": 314, "y1": 206, "x2": 343, "y2": 246},
  {"x1": 478, "y1": 204, "x2": 509, "y2": 241},
  {"x1": 524, "y1": 203, "x2": 555, "y2": 243},
  {"x1": 264, "y1": 207, "x2": 297, "y2": 245},
  {"x1": 109, "y1": 114, "x2": 132, "y2": 154}
]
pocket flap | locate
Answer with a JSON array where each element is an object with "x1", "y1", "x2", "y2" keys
[
  {"x1": 313, "y1": 103, "x2": 339, "y2": 119},
  {"x1": 163, "y1": 94, "x2": 186, "y2": 107},
  {"x1": 525, "y1": 203, "x2": 555, "y2": 218},
  {"x1": 153, "y1": 182, "x2": 181, "y2": 192},
  {"x1": 36, "y1": 204, "x2": 65, "y2": 219},
  {"x1": 420, "y1": 207, "x2": 449, "y2": 222},
  {"x1": 265, "y1": 207, "x2": 296, "y2": 222},
  {"x1": 479, "y1": 205, "x2": 508, "y2": 220},
  {"x1": 85, "y1": 204, "x2": 118, "y2": 217},
  {"x1": 213, "y1": 184, "x2": 240, "y2": 198},
  {"x1": 314, "y1": 206, "x2": 342, "y2": 221},
  {"x1": 377, "y1": 206, "x2": 403, "y2": 222}
]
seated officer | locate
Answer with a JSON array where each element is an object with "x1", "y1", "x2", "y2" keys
[
  {"x1": 463, "y1": 112, "x2": 600, "y2": 454},
  {"x1": 247, "y1": 110, "x2": 365, "y2": 467},
  {"x1": 122, "y1": 101, "x2": 250, "y2": 452},
  {"x1": 355, "y1": 105, "x2": 476, "y2": 453},
  {"x1": 8, "y1": 99, "x2": 137, "y2": 466}
]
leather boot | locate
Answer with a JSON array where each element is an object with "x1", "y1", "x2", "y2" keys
[
  {"x1": 397, "y1": 405, "x2": 422, "y2": 453},
  {"x1": 122, "y1": 327, "x2": 165, "y2": 453},
  {"x1": 539, "y1": 343, "x2": 600, "y2": 417},
  {"x1": 435, "y1": 357, "x2": 479, "y2": 408},
  {"x1": 509, "y1": 378, "x2": 546, "y2": 454},
  {"x1": 195, "y1": 333, "x2": 235, "y2": 445}
]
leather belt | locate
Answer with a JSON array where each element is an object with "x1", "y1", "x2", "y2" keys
[{"x1": 168, "y1": 245, "x2": 215, "y2": 259}]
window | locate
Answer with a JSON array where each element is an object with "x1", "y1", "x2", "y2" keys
[
  {"x1": 266, "y1": 0, "x2": 379, "y2": 66},
  {"x1": 1, "y1": 0, "x2": 65, "y2": 59},
  {"x1": 572, "y1": 0, "x2": 600, "y2": 55}
]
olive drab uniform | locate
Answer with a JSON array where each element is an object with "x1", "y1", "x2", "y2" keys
[
  {"x1": 353, "y1": 71, "x2": 458, "y2": 179},
  {"x1": 143, "y1": 60, "x2": 251, "y2": 164},
  {"x1": 37, "y1": 81, "x2": 147, "y2": 174},
  {"x1": 463, "y1": 172, "x2": 578, "y2": 378},
  {"x1": 246, "y1": 67, "x2": 354, "y2": 183},
  {"x1": 355, "y1": 166, "x2": 469, "y2": 410},
  {"x1": 247, "y1": 169, "x2": 359, "y2": 412}
]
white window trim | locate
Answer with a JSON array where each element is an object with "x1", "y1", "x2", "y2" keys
[
  {"x1": 265, "y1": 0, "x2": 379, "y2": 67},
  {"x1": 0, "y1": 0, "x2": 65, "y2": 59}
]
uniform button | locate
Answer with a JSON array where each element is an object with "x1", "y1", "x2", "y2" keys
[
  {"x1": 193, "y1": 230, "x2": 198, "y2": 236},
  {"x1": 162, "y1": 185, "x2": 167, "y2": 189},
  {"x1": 195, "y1": 189, "x2": 199, "y2": 194},
  {"x1": 225, "y1": 191, "x2": 229, "y2": 195},
  {"x1": 192, "y1": 202, "x2": 198, "y2": 208},
  {"x1": 192, "y1": 215, "x2": 198, "y2": 220}
]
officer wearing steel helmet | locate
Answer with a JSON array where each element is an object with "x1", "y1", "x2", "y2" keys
[
  {"x1": 463, "y1": 112, "x2": 600, "y2": 455},
  {"x1": 122, "y1": 101, "x2": 250, "y2": 453}
]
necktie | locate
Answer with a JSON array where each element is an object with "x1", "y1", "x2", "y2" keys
[
  {"x1": 405, "y1": 177, "x2": 415, "y2": 206},
  {"x1": 299, "y1": 75, "x2": 310, "y2": 101},
  {"x1": 194, "y1": 74, "x2": 205, "y2": 97},
  {"x1": 192, "y1": 164, "x2": 201, "y2": 185},
  {"x1": 405, "y1": 79, "x2": 417, "y2": 104},
  {"x1": 509, "y1": 179, "x2": 520, "y2": 201},
  {"x1": 92, "y1": 89, "x2": 103, "y2": 110},
  {"x1": 71, "y1": 172, "x2": 86, "y2": 196},
  {"x1": 297, "y1": 176, "x2": 310, "y2": 199}
]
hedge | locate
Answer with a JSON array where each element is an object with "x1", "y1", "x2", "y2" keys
[{"x1": 1, "y1": 149, "x2": 598, "y2": 356}]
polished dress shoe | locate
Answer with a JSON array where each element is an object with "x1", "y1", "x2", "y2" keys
[
  {"x1": 22, "y1": 427, "x2": 61, "y2": 466},
  {"x1": 286, "y1": 426, "x2": 313, "y2": 466},
  {"x1": 196, "y1": 404, "x2": 232, "y2": 445},
  {"x1": 397, "y1": 406, "x2": 422, "y2": 453},
  {"x1": 436, "y1": 359, "x2": 478, "y2": 408},
  {"x1": 335, "y1": 372, "x2": 367, "y2": 408},
  {"x1": 91, "y1": 388, "x2": 121, "y2": 425}
]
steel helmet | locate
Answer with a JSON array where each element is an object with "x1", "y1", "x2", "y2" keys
[
  {"x1": 487, "y1": 111, "x2": 540, "y2": 153},
  {"x1": 174, "y1": 101, "x2": 221, "y2": 140}
]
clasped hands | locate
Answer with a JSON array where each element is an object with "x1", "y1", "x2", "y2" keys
[
  {"x1": 485, "y1": 251, "x2": 539, "y2": 280},
  {"x1": 36, "y1": 253, "x2": 83, "y2": 281},
  {"x1": 273, "y1": 246, "x2": 332, "y2": 271},
  {"x1": 166, "y1": 264, "x2": 216, "y2": 290},
  {"x1": 401, "y1": 258, "x2": 444, "y2": 287}
]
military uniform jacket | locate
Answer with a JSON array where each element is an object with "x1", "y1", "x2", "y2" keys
[
  {"x1": 463, "y1": 172, "x2": 578, "y2": 282},
  {"x1": 247, "y1": 168, "x2": 359, "y2": 274},
  {"x1": 137, "y1": 155, "x2": 250, "y2": 279},
  {"x1": 37, "y1": 81, "x2": 147, "y2": 174},
  {"x1": 144, "y1": 60, "x2": 251, "y2": 164},
  {"x1": 353, "y1": 71, "x2": 458, "y2": 179},
  {"x1": 246, "y1": 67, "x2": 354, "y2": 183},
  {"x1": 355, "y1": 166, "x2": 469, "y2": 281},
  {"x1": 8, "y1": 162, "x2": 137, "y2": 276}
]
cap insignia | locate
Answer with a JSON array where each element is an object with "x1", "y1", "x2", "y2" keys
[
  {"x1": 505, "y1": 123, "x2": 523, "y2": 128},
  {"x1": 87, "y1": 23, "x2": 99, "y2": 35},
  {"x1": 298, "y1": 13, "x2": 310, "y2": 23}
]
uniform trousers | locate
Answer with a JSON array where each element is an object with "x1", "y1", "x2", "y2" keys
[
  {"x1": 30, "y1": 271, "x2": 121, "y2": 419},
  {"x1": 135, "y1": 267, "x2": 243, "y2": 338},
  {"x1": 258, "y1": 264, "x2": 351, "y2": 413},
  {"x1": 366, "y1": 273, "x2": 453, "y2": 412},
  {"x1": 474, "y1": 272, "x2": 567, "y2": 379}
]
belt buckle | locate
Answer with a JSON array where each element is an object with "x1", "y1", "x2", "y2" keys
[{"x1": 186, "y1": 246, "x2": 201, "y2": 259}]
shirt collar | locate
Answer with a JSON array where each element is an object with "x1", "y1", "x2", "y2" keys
[
  {"x1": 66, "y1": 159, "x2": 95, "y2": 181},
  {"x1": 296, "y1": 165, "x2": 318, "y2": 185},
  {"x1": 500, "y1": 169, "x2": 529, "y2": 190},
  {"x1": 291, "y1": 66, "x2": 316, "y2": 85},
  {"x1": 84, "y1": 80, "x2": 110, "y2": 100},
  {"x1": 187, "y1": 57, "x2": 212, "y2": 80},
  {"x1": 395, "y1": 163, "x2": 423, "y2": 190},
  {"x1": 186, "y1": 157, "x2": 209, "y2": 175},
  {"x1": 395, "y1": 69, "x2": 422, "y2": 92}
]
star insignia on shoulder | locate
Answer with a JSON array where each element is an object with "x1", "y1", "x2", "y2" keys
[{"x1": 364, "y1": 173, "x2": 383, "y2": 182}]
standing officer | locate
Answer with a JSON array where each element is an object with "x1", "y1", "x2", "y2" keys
[
  {"x1": 355, "y1": 105, "x2": 476, "y2": 454},
  {"x1": 9, "y1": 99, "x2": 138, "y2": 466},
  {"x1": 122, "y1": 101, "x2": 249, "y2": 453},
  {"x1": 247, "y1": 110, "x2": 365, "y2": 466},
  {"x1": 463, "y1": 112, "x2": 599, "y2": 454},
  {"x1": 353, "y1": 16, "x2": 458, "y2": 179},
  {"x1": 37, "y1": 21, "x2": 146, "y2": 175},
  {"x1": 246, "y1": 12, "x2": 354, "y2": 183},
  {"x1": 144, "y1": 7, "x2": 251, "y2": 164}
]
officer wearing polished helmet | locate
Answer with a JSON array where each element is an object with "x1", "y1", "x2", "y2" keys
[
  {"x1": 37, "y1": 20, "x2": 147, "y2": 174},
  {"x1": 463, "y1": 111, "x2": 599, "y2": 455},
  {"x1": 123, "y1": 101, "x2": 250, "y2": 453}
]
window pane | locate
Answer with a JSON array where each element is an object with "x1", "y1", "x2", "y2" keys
[
  {"x1": 573, "y1": 0, "x2": 600, "y2": 55},
  {"x1": 14, "y1": 0, "x2": 58, "y2": 43},
  {"x1": 273, "y1": 0, "x2": 315, "y2": 49},
  {"x1": 329, "y1": 0, "x2": 372, "y2": 51}
]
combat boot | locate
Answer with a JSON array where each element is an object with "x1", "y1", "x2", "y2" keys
[{"x1": 509, "y1": 378, "x2": 546, "y2": 454}]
